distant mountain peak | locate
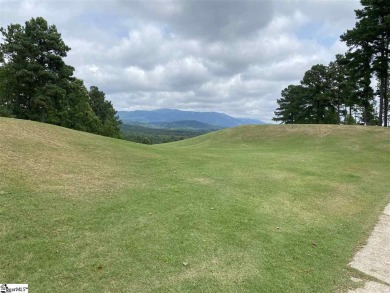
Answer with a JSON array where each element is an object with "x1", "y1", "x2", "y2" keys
[{"x1": 117, "y1": 108, "x2": 265, "y2": 128}]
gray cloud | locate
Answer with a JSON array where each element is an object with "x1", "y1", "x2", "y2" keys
[
  {"x1": 115, "y1": 0, "x2": 275, "y2": 40},
  {"x1": 163, "y1": 0, "x2": 275, "y2": 40}
]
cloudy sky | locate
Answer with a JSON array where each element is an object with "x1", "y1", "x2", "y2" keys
[{"x1": 0, "y1": 0, "x2": 361, "y2": 122}]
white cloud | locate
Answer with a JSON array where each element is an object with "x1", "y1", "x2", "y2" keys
[{"x1": 0, "y1": 0, "x2": 362, "y2": 123}]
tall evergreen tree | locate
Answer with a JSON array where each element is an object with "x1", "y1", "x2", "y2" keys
[
  {"x1": 341, "y1": 0, "x2": 390, "y2": 126},
  {"x1": 327, "y1": 54, "x2": 358, "y2": 123},
  {"x1": 0, "y1": 17, "x2": 74, "y2": 123},
  {"x1": 301, "y1": 64, "x2": 338, "y2": 124},
  {"x1": 63, "y1": 79, "x2": 101, "y2": 133},
  {"x1": 274, "y1": 55, "x2": 377, "y2": 125},
  {"x1": 89, "y1": 86, "x2": 122, "y2": 138},
  {"x1": 0, "y1": 64, "x2": 15, "y2": 117},
  {"x1": 273, "y1": 85, "x2": 309, "y2": 124},
  {"x1": 344, "y1": 48, "x2": 376, "y2": 124}
]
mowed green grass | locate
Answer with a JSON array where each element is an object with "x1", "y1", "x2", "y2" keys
[{"x1": 1, "y1": 118, "x2": 389, "y2": 292}]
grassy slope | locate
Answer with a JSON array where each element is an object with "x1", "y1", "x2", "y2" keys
[{"x1": 1, "y1": 118, "x2": 389, "y2": 292}]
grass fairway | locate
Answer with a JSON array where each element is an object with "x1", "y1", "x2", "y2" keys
[{"x1": 1, "y1": 118, "x2": 389, "y2": 292}]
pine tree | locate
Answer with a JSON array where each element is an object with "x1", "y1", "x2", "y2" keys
[
  {"x1": 341, "y1": 0, "x2": 390, "y2": 126},
  {"x1": 344, "y1": 48, "x2": 376, "y2": 124},
  {"x1": 273, "y1": 85, "x2": 310, "y2": 124},
  {"x1": 63, "y1": 79, "x2": 101, "y2": 133},
  {"x1": 300, "y1": 64, "x2": 336, "y2": 124},
  {"x1": 0, "y1": 17, "x2": 74, "y2": 123},
  {"x1": 89, "y1": 86, "x2": 122, "y2": 138}
]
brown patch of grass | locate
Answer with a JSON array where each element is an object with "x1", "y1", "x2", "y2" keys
[
  {"x1": 312, "y1": 183, "x2": 362, "y2": 218},
  {"x1": 0, "y1": 118, "x2": 150, "y2": 198},
  {"x1": 162, "y1": 252, "x2": 261, "y2": 288},
  {"x1": 189, "y1": 177, "x2": 214, "y2": 185}
]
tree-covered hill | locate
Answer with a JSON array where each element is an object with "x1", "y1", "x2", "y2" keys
[{"x1": 120, "y1": 123, "x2": 216, "y2": 144}]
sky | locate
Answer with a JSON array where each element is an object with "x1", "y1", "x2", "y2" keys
[{"x1": 0, "y1": 0, "x2": 362, "y2": 123}]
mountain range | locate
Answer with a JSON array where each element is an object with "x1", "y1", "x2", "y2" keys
[{"x1": 117, "y1": 108, "x2": 264, "y2": 129}]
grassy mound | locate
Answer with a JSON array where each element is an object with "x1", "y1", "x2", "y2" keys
[{"x1": 1, "y1": 118, "x2": 389, "y2": 292}]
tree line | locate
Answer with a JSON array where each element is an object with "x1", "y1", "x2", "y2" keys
[
  {"x1": 120, "y1": 123, "x2": 212, "y2": 144},
  {"x1": 0, "y1": 17, "x2": 121, "y2": 138},
  {"x1": 274, "y1": 0, "x2": 389, "y2": 126}
]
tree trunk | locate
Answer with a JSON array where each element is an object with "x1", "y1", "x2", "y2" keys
[
  {"x1": 384, "y1": 42, "x2": 389, "y2": 127},
  {"x1": 384, "y1": 71, "x2": 388, "y2": 127},
  {"x1": 364, "y1": 103, "x2": 368, "y2": 125},
  {"x1": 378, "y1": 15, "x2": 386, "y2": 126},
  {"x1": 378, "y1": 74, "x2": 384, "y2": 126}
]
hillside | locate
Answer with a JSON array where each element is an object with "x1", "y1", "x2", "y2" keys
[
  {"x1": 117, "y1": 108, "x2": 264, "y2": 128},
  {"x1": 120, "y1": 120, "x2": 222, "y2": 144},
  {"x1": 149, "y1": 120, "x2": 222, "y2": 131},
  {"x1": 120, "y1": 123, "x2": 213, "y2": 144},
  {"x1": 1, "y1": 118, "x2": 390, "y2": 292}
]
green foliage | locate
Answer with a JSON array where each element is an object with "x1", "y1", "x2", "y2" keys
[
  {"x1": 341, "y1": 0, "x2": 390, "y2": 126},
  {"x1": 0, "y1": 17, "x2": 121, "y2": 138},
  {"x1": 0, "y1": 17, "x2": 73, "y2": 122},
  {"x1": 0, "y1": 66, "x2": 14, "y2": 117},
  {"x1": 63, "y1": 79, "x2": 101, "y2": 133},
  {"x1": 273, "y1": 61, "x2": 365, "y2": 124},
  {"x1": 139, "y1": 136, "x2": 152, "y2": 144},
  {"x1": 274, "y1": 55, "x2": 377, "y2": 125},
  {"x1": 89, "y1": 86, "x2": 122, "y2": 138},
  {"x1": 273, "y1": 85, "x2": 310, "y2": 124},
  {"x1": 121, "y1": 123, "x2": 211, "y2": 144},
  {"x1": 344, "y1": 114, "x2": 357, "y2": 125},
  {"x1": 301, "y1": 64, "x2": 337, "y2": 124},
  {"x1": 275, "y1": 0, "x2": 388, "y2": 125}
]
